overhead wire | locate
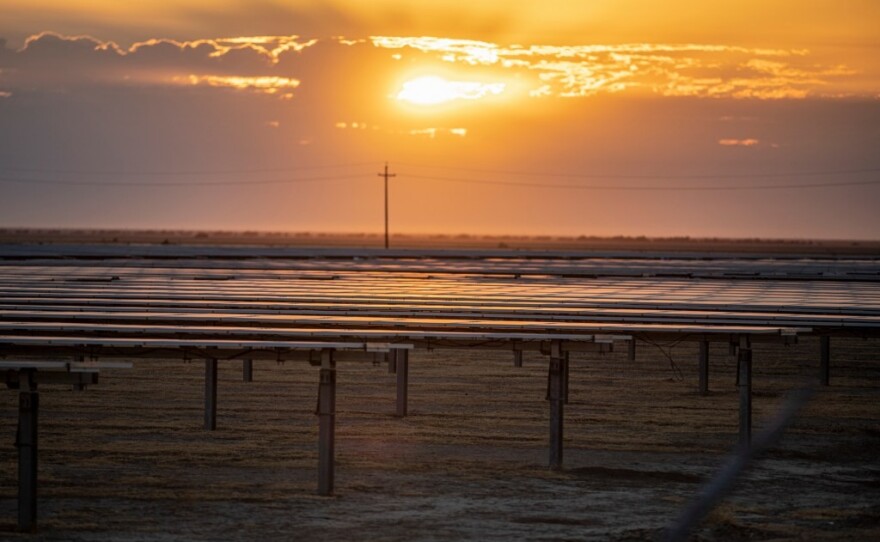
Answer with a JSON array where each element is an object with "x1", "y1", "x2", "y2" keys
[
  {"x1": 401, "y1": 173, "x2": 880, "y2": 191},
  {"x1": 0, "y1": 174, "x2": 374, "y2": 187},
  {"x1": 396, "y1": 162, "x2": 880, "y2": 180},
  {"x1": 0, "y1": 161, "x2": 376, "y2": 177},
  {"x1": 0, "y1": 163, "x2": 877, "y2": 191}
]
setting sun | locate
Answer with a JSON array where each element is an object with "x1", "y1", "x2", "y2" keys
[
  {"x1": 0, "y1": 1, "x2": 878, "y2": 239},
  {"x1": 395, "y1": 76, "x2": 505, "y2": 105}
]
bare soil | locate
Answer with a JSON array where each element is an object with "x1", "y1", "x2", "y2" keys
[{"x1": 0, "y1": 337, "x2": 878, "y2": 540}]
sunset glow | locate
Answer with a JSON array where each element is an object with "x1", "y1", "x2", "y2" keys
[
  {"x1": 0, "y1": 1, "x2": 878, "y2": 239},
  {"x1": 1, "y1": 6, "x2": 879, "y2": 541}
]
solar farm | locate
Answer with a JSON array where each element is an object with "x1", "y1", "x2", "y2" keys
[{"x1": 1, "y1": 242, "x2": 879, "y2": 539}]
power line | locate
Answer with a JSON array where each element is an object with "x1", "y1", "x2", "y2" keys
[
  {"x1": 397, "y1": 162, "x2": 880, "y2": 180},
  {"x1": 0, "y1": 174, "x2": 373, "y2": 187},
  {"x1": 403, "y1": 173, "x2": 880, "y2": 191},
  {"x1": 0, "y1": 162, "x2": 375, "y2": 177},
  {"x1": 1, "y1": 165, "x2": 877, "y2": 191},
  {"x1": 6, "y1": 161, "x2": 878, "y2": 182}
]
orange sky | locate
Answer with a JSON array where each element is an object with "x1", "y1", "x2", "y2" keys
[
  {"x1": 4, "y1": 1, "x2": 879, "y2": 49},
  {"x1": 0, "y1": 1, "x2": 878, "y2": 239}
]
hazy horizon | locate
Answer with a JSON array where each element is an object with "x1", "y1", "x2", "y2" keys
[
  {"x1": 4, "y1": 227, "x2": 880, "y2": 247},
  {"x1": 1, "y1": 2, "x2": 879, "y2": 240}
]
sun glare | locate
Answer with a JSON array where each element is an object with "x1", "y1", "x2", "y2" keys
[{"x1": 396, "y1": 76, "x2": 505, "y2": 105}]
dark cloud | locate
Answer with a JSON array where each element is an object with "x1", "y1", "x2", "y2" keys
[
  {"x1": 126, "y1": 39, "x2": 280, "y2": 75},
  {"x1": 0, "y1": 32, "x2": 305, "y2": 88},
  {"x1": 0, "y1": 32, "x2": 407, "y2": 128}
]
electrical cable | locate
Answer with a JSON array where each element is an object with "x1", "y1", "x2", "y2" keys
[
  {"x1": 397, "y1": 162, "x2": 880, "y2": 181},
  {"x1": 1, "y1": 164, "x2": 878, "y2": 191},
  {"x1": 0, "y1": 174, "x2": 373, "y2": 187},
  {"x1": 0, "y1": 162, "x2": 376, "y2": 177},
  {"x1": 402, "y1": 173, "x2": 880, "y2": 191}
]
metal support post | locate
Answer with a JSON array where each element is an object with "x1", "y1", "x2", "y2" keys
[
  {"x1": 17, "y1": 370, "x2": 38, "y2": 533},
  {"x1": 204, "y1": 358, "x2": 218, "y2": 430},
  {"x1": 819, "y1": 336, "x2": 830, "y2": 386},
  {"x1": 730, "y1": 335, "x2": 741, "y2": 386},
  {"x1": 73, "y1": 355, "x2": 87, "y2": 391},
  {"x1": 548, "y1": 341, "x2": 565, "y2": 470},
  {"x1": 737, "y1": 337, "x2": 752, "y2": 447},
  {"x1": 562, "y1": 351, "x2": 570, "y2": 405},
  {"x1": 396, "y1": 349, "x2": 409, "y2": 417},
  {"x1": 242, "y1": 359, "x2": 253, "y2": 383},
  {"x1": 698, "y1": 339, "x2": 709, "y2": 396},
  {"x1": 513, "y1": 350, "x2": 523, "y2": 368},
  {"x1": 317, "y1": 349, "x2": 336, "y2": 495},
  {"x1": 387, "y1": 351, "x2": 397, "y2": 374}
]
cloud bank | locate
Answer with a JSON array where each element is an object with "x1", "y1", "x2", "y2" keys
[{"x1": 0, "y1": 32, "x2": 868, "y2": 101}]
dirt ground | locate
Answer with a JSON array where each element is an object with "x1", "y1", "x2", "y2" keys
[{"x1": 0, "y1": 336, "x2": 878, "y2": 541}]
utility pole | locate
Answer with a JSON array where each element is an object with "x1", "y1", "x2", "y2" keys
[{"x1": 378, "y1": 162, "x2": 396, "y2": 249}]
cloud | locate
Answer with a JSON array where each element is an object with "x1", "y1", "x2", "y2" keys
[
  {"x1": 333, "y1": 122, "x2": 467, "y2": 138},
  {"x1": 0, "y1": 32, "x2": 316, "y2": 94},
  {"x1": 179, "y1": 74, "x2": 300, "y2": 96},
  {"x1": 408, "y1": 127, "x2": 468, "y2": 138},
  {"x1": 718, "y1": 138, "x2": 760, "y2": 146},
  {"x1": 0, "y1": 29, "x2": 872, "y2": 115},
  {"x1": 127, "y1": 36, "x2": 316, "y2": 69},
  {"x1": 20, "y1": 31, "x2": 124, "y2": 59},
  {"x1": 370, "y1": 36, "x2": 865, "y2": 100},
  {"x1": 334, "y1": 121, "x2": 378, "y2": 130},
  {"x1": 0, "y1": 31, "x2": 868, "y2": 103}
]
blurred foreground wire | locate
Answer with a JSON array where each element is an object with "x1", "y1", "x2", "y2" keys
[{"x1": 663, "y1": 385, "x2": 816, "y2": 542}]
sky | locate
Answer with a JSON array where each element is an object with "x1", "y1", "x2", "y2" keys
[{"x1": 1, "y1": 1, "x2": 879, "y2": 239}]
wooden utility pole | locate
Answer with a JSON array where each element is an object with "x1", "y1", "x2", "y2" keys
[{"x1": 378, "y1": 162, "x2": 396, "y2": 249}]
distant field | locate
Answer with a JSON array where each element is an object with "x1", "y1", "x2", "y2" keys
[{"x1": 1, "y1": 228, "x2": 878, "y2": 255}]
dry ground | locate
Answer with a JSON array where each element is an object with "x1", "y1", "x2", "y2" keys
[{"x1": 0, "y1": 337, "x2": 878, "y2": 540}]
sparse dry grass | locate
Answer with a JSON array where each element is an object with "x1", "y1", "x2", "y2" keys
[{"x1": 0, "y1": 336, "x2": 877, "y2": 540}]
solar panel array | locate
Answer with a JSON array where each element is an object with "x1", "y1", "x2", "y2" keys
[
  {"x1": 2, "y1": 243, "x2": 878, "y2": 527},
  {"x1": 0, "y1": 248, "x2": 878, "y2": 352}
]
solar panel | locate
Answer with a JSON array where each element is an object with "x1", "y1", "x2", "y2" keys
[{"x1": 0, "y1": 334, "x2": 407, "y2": 351}]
